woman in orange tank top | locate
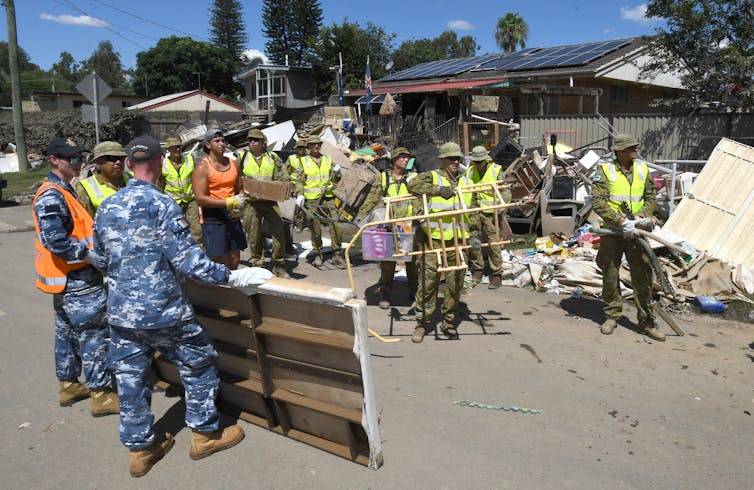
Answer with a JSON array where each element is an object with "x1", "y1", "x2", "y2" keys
[{"x1": 192, "y1": 129, "x2": 248, "y2": 269}]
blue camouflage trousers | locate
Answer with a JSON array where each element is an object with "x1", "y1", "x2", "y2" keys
[
  {"x1": 52, "y1": 286, "x2": 112, "y2": 389},
  {"x1": 109, "y1": 321, "x2": 220, "y2": 449}
]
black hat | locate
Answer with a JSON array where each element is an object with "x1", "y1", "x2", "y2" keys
[
  {"x1": 127, "y1": 136, "x2": 162, "y2": 162},
  {"x1": 46, "y1": 138, "x2": 85, "y2": 158},
  {"x1": 203, "y1": 128, "x2": 224, "y2": 142}
]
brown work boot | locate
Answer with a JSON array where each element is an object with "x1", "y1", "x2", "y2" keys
[
  {"x1": 600, "y1": 319, "x2": 617, "y2": 335},
  {"x1": 272, "y1": 265, "x2": 290, "y2": 278},
  {"x1": 440, "y1": 321, "x2": 459, "y2": 339},
  {"x1": 411, "y1": 325, "x2": 426, "y2": 343},
  {"x1": 331, "y1": 253, "x2": 346, "y2": 269},
  {"x1": 378, "y1": 293, "x2": 390, "y2": 310},
  {"x1": 90, "y1": 389, "x2": 120, "y2": 417},
  {"x1": 312, "y1": 254, "x2": 324, "y2": 267},
  {"x1": 59, "y1": 380, "x2": 90, "y2": 407},
  {"x1": 471, "y1": 270, "x2": 483, "y2": 284},
  {"x1": 639, "y1": 325, "x2": 666, "y2": 342},
  {"x1": 189, "y1": 425, "x2": 245, "y2": 460},
  {"x1": 129, "y1": 433, "x2": 175, "y2": 478},
  {"x1": 488, "y1": 276, "x2": 502, "y2": 289}
]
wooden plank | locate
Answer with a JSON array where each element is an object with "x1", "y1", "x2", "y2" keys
[
  {"x1": 262, "y1": 335, "x2": 361, "y2": 374},
  {"x1": 271, "y1": 387, "x2": 363, "y2": 423},
  {"x1": 186, "y1": 282, "x2": 258, "y2": 321},
  {"x1": 241, "y1": 178, "x2": 292, "y2": 201},
  {"x1": 217, "y1": 348, "x2": 262, "y2": 381},
  {"x1": 218, "y1": 378, "x2": 274, "y2": 429},
  {"x1": 256, "y1": 320, "x2": 354, "y2": 350},
  {"x1": 266, "y1": 355, "x2": 364, "y2": 412},
  {"x1": 196, "y1": 310, "x2": 256, "y2": 349},
  {"x1": 257, "y1": 295, "x2": 355, "y2": 335},
  {"x1": 286, "y1": 428, "x2": 369, "y2": 466}
]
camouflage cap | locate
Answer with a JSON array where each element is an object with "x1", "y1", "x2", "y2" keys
[
  {"x1": 295, "y1": 139, "x2": 307, "y2": 148},
  {"x1": 391, "y1": 146, "x2": 413, "y2": 159},
  {"x1": 438, "y1": 142, "x2": 463, "y2": 159},
  {"x1": 164, "y1": 137, "x2": 182, "y2": 149},
  {"x1": 614, "y1": 134, "x2": 640, "y2": 151},
  {"x1": 470, "y1": 145, "x2": 489, "y2": 162},
  {"x1": 307, "y1": 135, "x2": 323, "y2": 145},
  {"x1": 247, "y1": 128, "x2": 267, "y2": 141},
  {"x1": 92, "y1": 141, "x2": 127, "y2": 162}
]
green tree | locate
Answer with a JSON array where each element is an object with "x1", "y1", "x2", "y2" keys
[
  {"x1": 392, "y1": 31, "x2": 479, "y2": 71},
  {"x1": 0, "y1": 41, "x2": 47, "y2": 105},
  {"x1": 311, "y1": 20, "x2": 395, "y2": 97},
  {"x1": 80, "y1": 41, "x2": 126, "y2": 89},
  {"x1": 0, "y1": 41, "x2": 37, "y2": 77},
  {"x1": 209, "y1": 0, "x2": 247, "y2": 63},
  {"x1": 494, "y1": 12, "x2": 529, "y2": 53},
  {"x1": 643, "y1": 0, "x2": 754, "y2": 110},
  {"x1": 262, "y1": 0, "x2": 323, "y2": 65},
  {"x1": 132, "y1": 36, "x2": 241, "y2": 97},
  {"x1": 51, "y1": 51, "x2": 82, "y2": 90}
]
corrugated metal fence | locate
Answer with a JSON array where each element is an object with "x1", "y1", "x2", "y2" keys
[{"x1": 520, "y1": 113, "x2": 754, "y2": 161}]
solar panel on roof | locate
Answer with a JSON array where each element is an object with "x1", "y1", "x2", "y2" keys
[
  {"x1": 496, "y1": 39, "x2": 631, "y2": 72},
  {"x1": 380, "y1": 53, "x2": 502, "y2": 81}
]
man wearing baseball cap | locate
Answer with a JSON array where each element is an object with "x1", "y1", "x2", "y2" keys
[
  {"x1": 32, "y1": 137, "x2": 119, "y2": 416},
  {"x1": 407, "y1": 141, "x2": 473, "y2": 343},
  {"x1": 591, "y1": 133, "x2": 664, "y2": 341},
  {"x1": 94, "y1": 135, "x2": 272, "y2": 477},
  {"x1": 75, "y1": 141, "x2": 129, "y2": 218}
]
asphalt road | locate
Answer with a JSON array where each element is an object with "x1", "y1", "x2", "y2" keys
[{"x1": 1, "y1": 208, "x2": 753, "y2": 489}]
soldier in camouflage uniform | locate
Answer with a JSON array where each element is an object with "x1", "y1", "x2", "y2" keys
[
  {"x1": 591, "y1": 134, "x2": 665, "y2": 342},
  {"x1": 75, "y1": 141, "x2": 129, "y2": 218},
  {"x1": 32, "y1": 138, "x2": 118, "y2": 416},
  {"x1": 407, "y1": 142, "x2": 473, "y2": 343},
  {"x1": 238, "y1": 129, "x2": 290, "y2": 278},
  {"x1": 160, "y1": 137, "x2": 203, "y2": 245},
  {"x1": 93, "y1": 136, "x2": 272, "y2": 477}
]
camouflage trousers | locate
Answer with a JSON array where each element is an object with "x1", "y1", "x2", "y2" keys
[
  {"x1": 242, "y1": 201, "x2": 286, "y2": 266},
  {"x1": 179, "y1": 199, "x2": 203, "y2": 246},
  {"x1": 468, "y1": 212, "x2": 505, "y2": 278},
  {"x1": 596, "y1": 235, "x2": 655, "y2": 325},
  {"x1": 109, "y1": 321, "x2": 220, "y2": 450},
  {"x1": 379, "y1": 259, "x2": 418, "y2": 299},
  {"x1": 415, "y1": 238, "x2": 467, "y2": 325},
  {"x1": 308, "y1": 196, "x2": 343, "y2": 254},
  {"x1": 52, "y1": 285, "x2": 113, "y2": 390}
]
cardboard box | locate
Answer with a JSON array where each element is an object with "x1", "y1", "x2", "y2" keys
[{"x1": 242, "y1": 178, "x2": 292, "y2": 201}]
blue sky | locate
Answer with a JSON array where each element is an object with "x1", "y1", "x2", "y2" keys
[{"x1": 4, "y1": 1, "x2": 665, "y2": 72}]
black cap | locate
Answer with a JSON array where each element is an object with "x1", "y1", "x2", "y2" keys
[
  {"x1": 127, "y1": 136, "x2": 162, "y2": 162},
  {"x1": 46, "y1": 138, "x2": 85, "y2": 158},
  {"x1": 203, "y1": 129, "x2": 224, "y2": 142}
]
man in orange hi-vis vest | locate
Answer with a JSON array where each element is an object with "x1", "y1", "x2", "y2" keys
[{"x1": 32, "y1": 137, "x2": 118, "y2": 417}]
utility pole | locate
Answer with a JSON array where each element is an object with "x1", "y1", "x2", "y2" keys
[{"x1": 4, "y1": 0, "x2": 29, "y2": 172}]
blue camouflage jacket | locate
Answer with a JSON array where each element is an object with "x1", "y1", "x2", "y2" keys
[
  {"x1": 33, "y1": 172, "x2": 102, "y2": 292},
  {"x1": 93, "y1": 179, "x2": 230, "y2": 329}
]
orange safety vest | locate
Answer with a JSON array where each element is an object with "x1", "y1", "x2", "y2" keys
[{"x1": 33, "y1": 181, "x2": 94, "y2": 293}]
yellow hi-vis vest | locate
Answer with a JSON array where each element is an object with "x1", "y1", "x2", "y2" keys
[
  {"x1": 287, "y1": 154, "x2": 304, "y2": 182},
  {"x1": 423, "y1": 169, "x2": 473, "y2": 241},
  {"x1": 381, "y1": 170, "x2": 416, "y2": 218},
  {"x1": 32, "y1": 182, "x2": 94, "y2": 293},
  {"x1": 241, "y1": 151, "x2": 275, "y2": 180},
  {"x1": 300, "y1": 154, "x2": 334, "y2": 200},
  {"x1": 465, "y1": 161, "x2": 502, "y2": 213},
  {"x1": 600, "y1": 159, "x2": 649, "y2": 215},
  {"x1": 162, "y1": 154, "x2": 195, "y2": 203},
  {"x1": 79, "y1": 173, "x2": 130, "y2": 211}
]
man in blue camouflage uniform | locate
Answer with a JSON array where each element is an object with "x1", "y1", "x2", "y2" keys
[
  {"x1": 32, "y1": 137, "x2": 118, "y2": 416},
  {"x1": 93, "y1": 136, "x2": 272, "y2": 477}
]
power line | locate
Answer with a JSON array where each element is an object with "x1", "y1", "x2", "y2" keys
[
  {"x1": 90, "y1": 0, "x2": 209, "y2": 41},
  {"x1": 53, "y1": 0, "x2": 150, "y2": 49}
]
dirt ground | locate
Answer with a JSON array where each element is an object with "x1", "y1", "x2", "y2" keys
[{"x1": 1, "y1": 218, "x2": 753, "y2": 488}]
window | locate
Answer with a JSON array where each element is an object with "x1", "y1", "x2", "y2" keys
[
  {"x1": 610, "y1": 85, "x2": 628, "y2": 103},
  {"x1": 255, "y1": 70, "x2": 286, "y2": 111},
  {"x1": 73, "y1": 100, "x2": 83, "y2": 108}
]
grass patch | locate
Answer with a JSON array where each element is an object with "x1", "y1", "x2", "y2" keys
[{"x1": 1, "y1": 165, "x2": 50, "y2": 200}]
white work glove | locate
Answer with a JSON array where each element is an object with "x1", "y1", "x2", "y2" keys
[
  {"x1": 227, "y1": 267, "x2": 273, "y2": 288},
  {"x1": 295, "y1": 194, "x2": 305, "y2": 207},
  {"x1": 620, "y1": 218, "x2": 639, "y2": 238},
  {"x1": 469, "y1": 236, "x2": 482, "y2": 252},
  {"x1": 225, "y1": 194, "x2": 248, "y2": 211},
  {"x1": 332, "y1": 164, "x2": 342, "y2": 176},
  {"x1": 636, "y1": 217, "x2": 654, "y2": 231}
]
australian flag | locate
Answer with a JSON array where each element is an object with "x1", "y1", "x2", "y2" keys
[
  {"x1": 337, "y1": 52, "x2": 344, "y2": 106},
  {"x1": 365, "y1": 55, "x2": 372, "y2": 113}
]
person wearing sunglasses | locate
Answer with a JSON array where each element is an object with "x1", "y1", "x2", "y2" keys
[
  {"x1": 76, "y1": 141, "x2": 130, "y2": 218},
  {"x1": 32, "y1": 137, "x2": 119, "y2": 417}
]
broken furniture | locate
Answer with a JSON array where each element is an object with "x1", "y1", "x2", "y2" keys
[{"x1": 153, "y1": 279, "x2": 383, "y2": 469}]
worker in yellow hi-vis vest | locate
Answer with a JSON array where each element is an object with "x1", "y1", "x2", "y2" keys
[
  {"x1": 159, "y1": 137, "x2": 202, "y2": 245},
  {"x1": 76, "y1": 141, "x2": 130, "y2": 218}
]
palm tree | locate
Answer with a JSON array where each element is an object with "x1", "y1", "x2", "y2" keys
[{"x1": 495, "y1": 13, "x2": 529, "y2": 53}]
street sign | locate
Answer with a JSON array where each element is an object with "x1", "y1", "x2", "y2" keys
[
  {"x1": 82, "y1": 104, "x2": 110, "y2": 124},
  {"x1": 76, "y1": 73, "x2": 112, "y2": 104}
]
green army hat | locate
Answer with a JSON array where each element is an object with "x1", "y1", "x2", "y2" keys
[
  {"x1": 614, "y1": 134, "x2": 640, "y2": 151},
  {"x1": 92, "y1": 141, "x2": 127, "y2": 161},
  {"x1": 247, "y1": 128, "x2": 267, "y2": 141},
  {"x1": 470, "y1": 145, "x2": 489, "y2": 162},
  {"x1": 438, "y1": 142, "x2": 463, "y2": 159},
  {"x1": 391, "y1": 147, "x2": 413, "y2": 159},
  {"x1": 164, "y1": 137, "x2": 182, "y2": 149}
]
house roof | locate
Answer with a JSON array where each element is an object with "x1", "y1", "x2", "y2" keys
[
  {"x1": 127, "y1": 90, "x2": 241, "y2": 112},
  {"x1": 348, "y1": 78, "x2": 508, "y2": 97},
  {"x1": 236, "y1": 63, "x2": 312, "y2": 80}
]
